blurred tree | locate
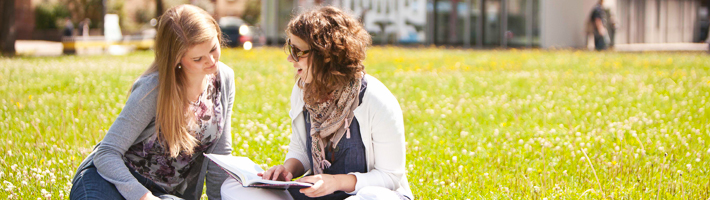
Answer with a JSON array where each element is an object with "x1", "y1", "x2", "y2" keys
[
  {"x1": 0, "y1": 0, "x2": 16, "y2": 56},
  {"x1": 156, "y1": 0, "x2": 164, "y2": 18},
  {"x1": 192, "y1": 0, "x2": 214, "y2": 15},
  {"x1": 35, "y1": 3, "x2": 71, "y2": 30},
  {"x1": 65, "y1": 0, "x2": 104, "y2": 29},
  {"x1": 136, "y1": 7, "x2": 155, "y2": 24},
  {"x1": 242, "y1": 0, "x2": 261, "y2": 25}
]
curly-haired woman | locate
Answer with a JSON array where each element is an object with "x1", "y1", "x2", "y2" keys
[
  {"x1": 221, "y1": 6, "x2": 413, "y2": 200},
  {"x1": 69, "y1": 5, "x2": 234, "y2": 200}
]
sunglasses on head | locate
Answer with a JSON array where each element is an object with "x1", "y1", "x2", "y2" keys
[{"x1": 287, "y1": 38, "x2": 311, "y2": 62}]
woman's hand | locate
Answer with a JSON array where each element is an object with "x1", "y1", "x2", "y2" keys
[
  {"x1": 297, "y1": 174, "x2": 356, "y2": 198},
  {"x1": 258, "y1": 165, "x2": 293, "y2": 181},
  {"x1": 140, "y1": 192, "x2": 161, "y2": 200}
]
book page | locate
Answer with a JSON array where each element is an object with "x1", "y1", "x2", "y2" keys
[
  {"x1": 205, "y1": 153, "x2": 312, "y2": 189},
  {"x1": 245, "y1": 179, "x2": 313, "y2": 189},
  {"x1": 227, "y1": 156, "x2": 264, "y2": 182},
  {"x1": 204, "y1": 154, "x2": 263, "y2": 183}
]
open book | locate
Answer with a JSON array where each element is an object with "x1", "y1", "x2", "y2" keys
[{"x1": 204, "y1": 153, "x2": 312, "y2": 189}]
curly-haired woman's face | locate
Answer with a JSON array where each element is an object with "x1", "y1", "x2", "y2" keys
[{"x1": 286, "y1": 35, "x2": 312, "y2": 83}]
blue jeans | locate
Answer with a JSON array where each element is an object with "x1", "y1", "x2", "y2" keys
[
  {"x1": 594, "y1": 35, "x2": 607, "y2": 51},
  {"x1": 69, "y1": 163, "x2": 184, "y2": 200}
]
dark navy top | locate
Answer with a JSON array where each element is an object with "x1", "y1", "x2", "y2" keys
[{"x1": 289, "y1": 78, "x2": 368, "y2": 200}]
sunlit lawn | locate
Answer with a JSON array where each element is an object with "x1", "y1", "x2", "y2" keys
[{"x1": 1, "y1": 47, "x2": 709, "y2": 199}]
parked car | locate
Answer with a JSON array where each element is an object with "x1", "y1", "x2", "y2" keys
[{"x1": 219, "y1": 16, "x2": 265, "y2": 49}]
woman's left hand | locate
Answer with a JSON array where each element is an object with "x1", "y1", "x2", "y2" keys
[{"x1": 296, "y1": 174, "x2": 341, "y2": 197}]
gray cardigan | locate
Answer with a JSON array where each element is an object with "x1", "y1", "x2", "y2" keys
[{"x1": 72, "y1": 63, "x2": 235, "y2": 200}]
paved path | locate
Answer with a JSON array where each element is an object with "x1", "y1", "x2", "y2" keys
[
  {"x1": 614, "y1": 43, "x2": 709, "y2": 52},
  {"x1": 15, "y1": 40, "x2": 64, "y2": 56},
  {"x1": 14, "y1": 40, "x2": 710, "y2": 56}
]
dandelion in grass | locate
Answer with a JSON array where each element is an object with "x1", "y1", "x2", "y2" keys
[
  {"x1": 460, "y1": 131, "x2": 469, "y2": 137},
  {"x1": 4, "y1": 180, "x2": 15, "y2": 192},
  {"x1": 41, "y1": 189, "x2": 51, "y2": 199}
]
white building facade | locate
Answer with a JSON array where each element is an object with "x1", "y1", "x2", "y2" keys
[{"x1": 261, "y1": 0, "x2": 708, "y2": 49}]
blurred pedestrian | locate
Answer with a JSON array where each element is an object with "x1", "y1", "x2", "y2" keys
[
  {"x1": 63, "y1": 18, "x2": 74, "y2": 37},
  {"x1": 589, "y1": 0, "x2": 610, "y2": 51},
  {"x1": 604, "y1": 6, "x2": 617, "y2": 48},
  {"x1": 78, "y1": 18, "x2": 91, "y2": 37}
]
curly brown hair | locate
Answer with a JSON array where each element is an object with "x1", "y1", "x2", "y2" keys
[{"x1": 286, "y1": 6, "x2": 371, "y2": 104}]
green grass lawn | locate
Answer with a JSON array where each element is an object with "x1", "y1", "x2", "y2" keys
[{"x1": 1, "y1": 47, "x2": 709, "y2": 199}]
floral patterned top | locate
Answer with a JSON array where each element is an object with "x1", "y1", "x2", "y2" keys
[{"x1": 123, "y1": 73, "x2": 223, "y2": 194}]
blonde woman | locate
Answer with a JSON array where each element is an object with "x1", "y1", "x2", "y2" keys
[
  {"x1": 221, "y1": 6, "x2": 413, "y2": 200},
  {"x1": 70, "y1": 5, "x2": 234, "y2": 200}
]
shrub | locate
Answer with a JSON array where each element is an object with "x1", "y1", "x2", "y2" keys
[{"x1": 35, "y1": 4, "x2": 71, "y2": 30}]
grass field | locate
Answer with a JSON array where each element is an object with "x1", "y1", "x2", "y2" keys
[{"x1": 1, "y1": 47, "x2": 709, "y2": 199}]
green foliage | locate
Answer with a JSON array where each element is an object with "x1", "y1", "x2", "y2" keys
[
  {"x1": 0, "y1": 48, "x2": 709, "y2": 199},
  {"x1": 64, "y1": 0, "x2": 104, "y2": 29},
  {"x1": 242, "y1": 0, "x2": 261, "y2": 25},
  {"x1": 134, "y1": 8, "x2": 155, "y2": 24},
  {"x1": 107, "y1": 0, "x2": 124, "y2": 15},
  {"x1": 34, "y1": 3, "x2": 71, "y2": 30}
]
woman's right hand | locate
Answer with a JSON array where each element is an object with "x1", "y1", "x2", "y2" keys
[
  {"x1": 140, "y1": 192, "x2": 161, "y2": 200},
  {"x1": 258, "y1": 165, "x2": 293, "y2": 181}
]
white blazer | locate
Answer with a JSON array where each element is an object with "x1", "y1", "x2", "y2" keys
[{"x1": 285, "y1": 74, "x2": 414, "y2": 199}]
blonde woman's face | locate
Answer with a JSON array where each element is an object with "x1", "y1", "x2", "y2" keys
[
  {"x1": 286, "y1": 34, "x2": 312, "y2": 83},
  {"x1": 180, "y1": 35, "x2": 221, "y2": 76}
]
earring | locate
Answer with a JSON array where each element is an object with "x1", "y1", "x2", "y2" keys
[{"x1": 178, "y1": 65, "x2": 182, "y2": 69}]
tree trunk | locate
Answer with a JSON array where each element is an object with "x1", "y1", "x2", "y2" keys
[
  {"x1": 0, "y1": 0, "x2": 17, "y2": 56},
  {"x1": 101, "y1": 0, "x2": 107, "y2": 31},
  {"x1": 156, "y1": 0, "x2": 164, "y2": 18}
]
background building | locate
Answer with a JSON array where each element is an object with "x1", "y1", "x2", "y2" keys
[
  {"x1": 261, "y1": 0, "x2": 710, "y2": 49},
  {"x1": 615, "y1": 0, "x2": 705, "y2": 44},
  {"x1": 9, "y1": 0, "x2": 709, "y2": 49}
]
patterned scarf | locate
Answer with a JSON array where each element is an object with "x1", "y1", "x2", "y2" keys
[{"x1": 304, "y1": 78, "x2": 361, "y2": 174}]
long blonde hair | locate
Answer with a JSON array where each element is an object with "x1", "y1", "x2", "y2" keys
[{"x1": 140, "y1": 4, "x2": 223, "y2": 158}]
